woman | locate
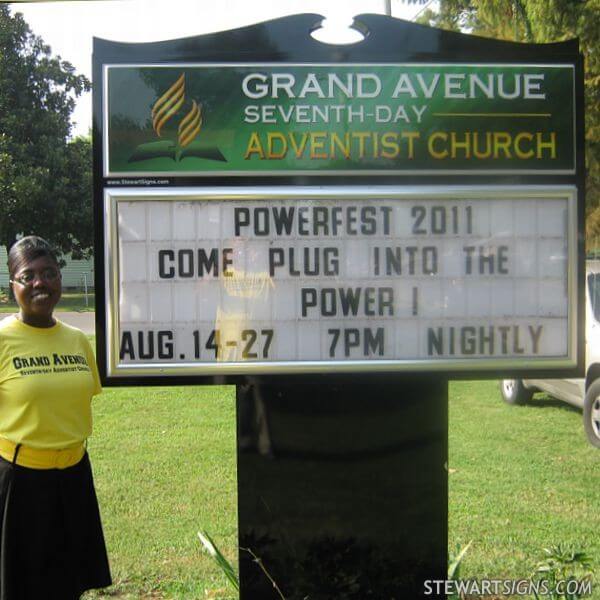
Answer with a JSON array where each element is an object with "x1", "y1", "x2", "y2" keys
[{"x1": 0, "y1": 236, "x2": 111, "y2": 599}]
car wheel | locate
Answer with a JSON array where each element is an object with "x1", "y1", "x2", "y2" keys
[
  {"x1": 583, "y1": 379, "x2": 600, "y2": 448},
  {"x1": 500, "y1": 379, "x2": 532, "y2": 405}
]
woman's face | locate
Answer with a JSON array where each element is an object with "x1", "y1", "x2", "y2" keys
[{"x1": 10, "y1": 255, "x2": 62, "y2": 326}]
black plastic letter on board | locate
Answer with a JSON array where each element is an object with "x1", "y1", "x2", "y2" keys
[{"x1": 93, "y1": 12, "x2": 584, "y2": 599}]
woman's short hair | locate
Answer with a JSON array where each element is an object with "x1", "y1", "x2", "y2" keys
[{"x1": 7, "y1": 236, "x2": 59, "y2": 278}]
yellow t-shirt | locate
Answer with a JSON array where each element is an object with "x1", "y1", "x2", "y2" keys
[{"x1": 0, "y1": 316, "x2": 102, "y2": 449}]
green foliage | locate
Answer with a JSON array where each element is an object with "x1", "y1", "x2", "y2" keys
[
  {"x1": 533, "y1": 544, "x2": 593, "y2": 599},
  {"x1": 0, "y1": 6, "x2": 92, "y2": 258},
  {"x1": 418, "y1": 0, "x2": 600, "y2": 237},
  {"x1": 447, "y1": 541, "x2": 473, "y2": 600},
  {"x1": 198, "y1": 531, "x2": 240, "y2": 592},
  {"x1": 448, "y1": 540, "x2": 472, "y2": 581}
]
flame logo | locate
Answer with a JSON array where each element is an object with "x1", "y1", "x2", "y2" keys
[
  {"x1": 129, "y1": 73, "x2": 222, "y2": 165},
  {"x1": 152, "y1": 74, "x2": 185, "y2": 137},
  {"x1": 178, "y1": 100, "x2": 202, "y2": 148},
  {"x1": 151, "y1": 74, "x2": 202, "y2": 147}
]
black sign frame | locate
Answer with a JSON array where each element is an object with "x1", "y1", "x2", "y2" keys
[{"x1": 93, "y1": 13, "x2": 585, "y2": 387}]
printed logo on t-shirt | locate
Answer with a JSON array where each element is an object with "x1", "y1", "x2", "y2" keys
[{"x1": 12, "y1": 353, "x2": 91, "y2": 376}]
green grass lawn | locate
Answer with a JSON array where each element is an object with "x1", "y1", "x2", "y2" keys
[
  {"x1": 449, "y1": 381, "x2": 599, "y2": 587},
  {"x1": 85, "y1": 384, "x2": 238, "y2": 599},
  {"x1": 0, "y1": 291, "x2": 95, "y2": 312},
  {"x1": 81, "y1": 375, "x2": 599, "y2": 599}
]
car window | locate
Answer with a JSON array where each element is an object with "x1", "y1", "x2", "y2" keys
[{"x1": 588, "y1": 273, "x2": 600, "y2": 322}]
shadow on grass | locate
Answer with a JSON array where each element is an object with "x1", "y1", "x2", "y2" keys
[{"x1": 527, "y1": 395, "x2": 581, "y2": 414}]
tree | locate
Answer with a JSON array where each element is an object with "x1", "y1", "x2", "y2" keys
[
  {"x1": 418, "y1": 0, "x2": 600, "y2": 241},
  {"x1": 0, "y1": 5, "x2": 91, "y2": 259}
]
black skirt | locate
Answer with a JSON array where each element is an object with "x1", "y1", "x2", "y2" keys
[{"x1": 0, "y1": 452, "x2": 112, "y2": 600}]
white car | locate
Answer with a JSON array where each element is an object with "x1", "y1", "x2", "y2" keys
[{"x1": 500, "y1": 261, "x2": 600, "y2": 448}]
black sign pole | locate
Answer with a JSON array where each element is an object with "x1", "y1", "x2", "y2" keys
[
  {"x1": 236, "y1": 376, "x2": 447, "y2": 598},
  {"x1": 93, "y1": 13, "x2": 584, "y2": 600}
]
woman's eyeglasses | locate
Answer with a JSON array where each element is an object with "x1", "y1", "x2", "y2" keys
[{"x1": 10, "y1": 268, "x2": 60, "y2": 286}]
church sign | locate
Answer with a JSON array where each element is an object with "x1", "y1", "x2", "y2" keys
[
  {"x1": 93, "y1": 14, "x2": 584, "y2": 598},
  {"x1": 94, "y1": 15, "x2": 583, "y2": 384}
]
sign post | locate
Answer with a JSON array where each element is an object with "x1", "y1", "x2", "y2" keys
[{"x1": 93, "y1": 13, "x2": 584, "y2": 598}]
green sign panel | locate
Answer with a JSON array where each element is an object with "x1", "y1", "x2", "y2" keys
[{"x1": 105, "y1": 64, "x2": 575, "y2": 176}]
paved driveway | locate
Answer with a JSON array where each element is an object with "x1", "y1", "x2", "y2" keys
[{"x1": 58, "y1": 311, "x2": 95, "y2": 334}]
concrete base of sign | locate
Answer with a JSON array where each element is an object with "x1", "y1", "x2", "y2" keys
[{"x1": 236, "y1": 378, "x2": 447, "y2": 599}]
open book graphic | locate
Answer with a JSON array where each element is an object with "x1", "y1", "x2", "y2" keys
[{"x1": 128, "y1": 141, "x2": 226, "y2": 163}]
